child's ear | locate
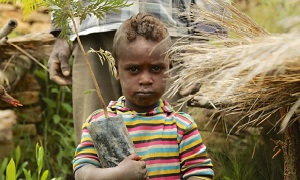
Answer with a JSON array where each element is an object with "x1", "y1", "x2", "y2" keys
[{"x1": 115, "y1": 65, "x2": 119, "y2": 80}]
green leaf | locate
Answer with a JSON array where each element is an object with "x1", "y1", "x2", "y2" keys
[
  {"x1": 61, "y1": 103, "x2": 73, "y2": 113},
  {"x1": 42, "y1": 97, "x2": 56, "y2": 108},
  {"x1": 34, "y1": 70, "x2": 47, "y2": 81},
  {"x1": 23, "y1": 169, "x2": 32, "y2": 180},
  {"x1": 53, "y1": 114, "x2": 61, "y2": 124},
  {"x1": 51, "y1": 87, "x2": 60, "y2": 94},
  {"x1": 16, "y1": 162, "x2": 28, "y2": 179},
  {"x1": 6, "y1": 158, "x2": 16, "y2": 180},
  {"x1": 37, "y1": 146, "x2": 44, "y2": 177},
  {"x1": 15, "y1": 146, "x2": 21, "y2": 167},
  {"x1": 41, "y1": 170, "x2": 49, "y2": 180},
  {"x1": 0, "y1": 158, "x2": 8, "y2": 180},
  {"x1": 35, "y1": 143, "x2": 39, "y2": 167},
  {"x1": 84, "y1": 89, "x2": 96, "y2": 95}
]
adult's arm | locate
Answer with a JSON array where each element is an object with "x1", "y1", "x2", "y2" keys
[
  {"x1": 48, "y1": 10, "x2": 72, "y2": 85},
  {"x1": 48, "y1": 38, "x2": 72, "y2": 85}
]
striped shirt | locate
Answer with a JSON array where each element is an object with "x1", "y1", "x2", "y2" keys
[{"x1": 73, "y1": 96, "x2": 214, "y2": 179}]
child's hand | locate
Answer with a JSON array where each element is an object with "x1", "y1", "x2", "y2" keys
[{"x1": 117, "y1": 153, "x2": 148, "y2": 180}]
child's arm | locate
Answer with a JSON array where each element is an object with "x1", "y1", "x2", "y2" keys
[
  {"x1": 178, "y1": 114, "x2": 214, "y2": 180},
  {"x1": 74, "y1": 153, "x2": 148, "y2": 180},
  {"x1": 73, "y1": 114, "x2": 148, "y2": 180},
  {"x1": 187, "y1": 177, "x2": 212, "y2": 180}
]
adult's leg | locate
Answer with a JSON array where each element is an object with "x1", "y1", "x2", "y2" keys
[{"x1": 72, "y1": 32, "x2": 121, "y2": 144}]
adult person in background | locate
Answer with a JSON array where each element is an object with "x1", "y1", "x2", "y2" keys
[{"x1": 48, "y1": 0, "x2": 227, "y2": 144}]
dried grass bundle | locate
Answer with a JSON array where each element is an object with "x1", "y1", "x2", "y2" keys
[
  {"x1": 167, "y1": 0, "x2": 300, "y2": 133},
  {"x1": 191, "y1": 0, "x2": 269, "y2": 39},
  {"x1": 0, "y1": 33, "x2": 55, "y2": 61}
]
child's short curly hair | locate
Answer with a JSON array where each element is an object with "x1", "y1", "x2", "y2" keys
[{"x1": 112, "y1": 13, "x2": 171, "y2": 63}]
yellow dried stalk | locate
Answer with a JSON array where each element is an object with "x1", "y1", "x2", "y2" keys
[{"x1": 167, "y1": 0, "x2": 300, "y2": 132}]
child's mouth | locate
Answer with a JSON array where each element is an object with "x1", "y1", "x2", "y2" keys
[{"x1": 136, "y1": 92, "x2": 153, "y2": 98}]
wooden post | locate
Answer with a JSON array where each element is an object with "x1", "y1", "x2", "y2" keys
[
  {"x1": 0, "y1": 19, "x2": 18, "y2": 42},
  {"x1": 283, "y1": 121, "x2": 300, "y2": 180}
]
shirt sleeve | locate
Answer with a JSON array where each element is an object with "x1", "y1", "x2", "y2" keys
[
  {"x1": 72, "y1": 118, "x2": 101, "y2": 173},
  {"x1": 179, "y1": 117, "x2": 214, "y2": 180},
  {"x1": 49, "y1": 9, "x2": 62, "y2": 37}
]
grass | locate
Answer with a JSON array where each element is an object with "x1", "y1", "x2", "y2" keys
[
  {"x1": 235, "y1": 0, "x2": 300, "y2": 33},
  {"x1": 189, "y1": 107, "x2": 284, "y2": 179}
]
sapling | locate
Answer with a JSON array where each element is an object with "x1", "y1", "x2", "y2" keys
[
  {"x1": 0, "y1": 0, "x2": 131, "y2": 117},
  {"x1": 0, "y1": 0, "x2": 136, "y2": 169}
]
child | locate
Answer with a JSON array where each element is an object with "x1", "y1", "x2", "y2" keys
[{"x1": 72, "y1": 13, "x2": 214, "y2": 180}]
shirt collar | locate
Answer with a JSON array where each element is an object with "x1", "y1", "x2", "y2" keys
[{"x1": 108, "y1": 96, "x2": 174, "y2": 115}]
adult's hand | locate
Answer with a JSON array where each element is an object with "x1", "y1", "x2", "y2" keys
[{"x1": 48, "y1": 38, "x2": 72, "y2": 85}]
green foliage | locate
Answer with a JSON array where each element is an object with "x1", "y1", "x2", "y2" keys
[
  {"x1": 51, "y1": 0, "x2": 132, "y2": 39},
  {"x1": 0, "y1": 158, "x2": 9, "y2": 180},
  {"x1": 235, "y1": 0, "x2": 300, "y2": 33},
  {"x1": 34, "y1": 63, "x2": 75, "y2": 179},
  {"x1": 1, "y1": 146, "x2": 28, "y2": 180},
  {"x1": 0, "y1": 64, "x2": 74, "y2": 179},
  {"x1": 6, "y1": 159, "x2": 16, "y2": 180},
  {"x1": 206, "y1": 135, "x2": 284, "y2": 180},
  {"x1": 1, "y1": 144, "x2": 50, "y2": 180},
  {"x1": 0, "y1": 0, "x2": 48, "y2": 19}
]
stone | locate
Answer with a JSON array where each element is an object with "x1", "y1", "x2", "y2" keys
[
  {"x1": 16, "y1": 105, "x2": 42, "y2": 123},
  {"x1": 30, "y1": 22, "x2": 50, "y2": 33},
  {"x1": 0, "y1": 4, "x2": 15, "y2": 11},
  {"x1": 0, "y1": 141, "x2": 14, "y2": 159},
  {"x1": 26, "y1": 11, "x2": 50, "y2": 23},
  {"x1": 14, "y1": 73, "x2": 41, "y2": 91},
  {"x1": 13, "y1": 123, "x2": 37, "y2": 137},
  {"x1": 0, "y1": 109, "x2": 16, "y2": 142},
  {"x1": 14, "y1": 91, "x2": 39, "y2": 105}
]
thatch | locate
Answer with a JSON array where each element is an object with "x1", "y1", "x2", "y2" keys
[
  {"x1": 166, "y1": 0, "x2": 300, "y2": 133},
  {"x1": 0, "y1": 32, "x2": 55, "y2": 61}
]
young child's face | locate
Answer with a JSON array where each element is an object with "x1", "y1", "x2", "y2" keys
[{"x1": 116, "y1": 36, "x2": 170, "y2": 112}]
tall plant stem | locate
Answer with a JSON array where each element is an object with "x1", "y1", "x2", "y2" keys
[{"x1": 66, "y1": 0, "x2": 109, "y2": 118}]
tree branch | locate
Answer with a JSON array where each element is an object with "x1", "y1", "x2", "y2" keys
[{"x1": 0, "y1": 19, "x2": 18, "y2": 43}]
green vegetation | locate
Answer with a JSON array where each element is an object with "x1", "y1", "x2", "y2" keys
[
  {"x1": 234, "y1": 0, "x2": 300, "y2": 33},
  {"x1": 34, "y1": 64, "x2": 74, "y2": 179},
  {"x1": 1, "y1": 65, "x2": 74, "y2": 179},
  {"x1": 1, "y1": 144, "x2": 50, "y2": 180}
]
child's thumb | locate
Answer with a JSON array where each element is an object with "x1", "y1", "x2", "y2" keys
[{"x1": 129, "y1": 153, "x2": 142, "y2": 161}]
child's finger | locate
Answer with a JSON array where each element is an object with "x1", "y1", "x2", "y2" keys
[
  {"x1": 144, "y1": 169, "x2": 149, "y2": 180},
  {"x1": 128, "y1": 153, "x2": 142, "y2": 161}
]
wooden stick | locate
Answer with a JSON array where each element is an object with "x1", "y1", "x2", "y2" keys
[{"x1": 0, "y1": 19, "x2": 18, "y2": 41}]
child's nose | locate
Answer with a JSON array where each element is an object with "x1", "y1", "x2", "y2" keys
[{"x1": 139, "y1": 71, "x2": 153, "y2": 85}]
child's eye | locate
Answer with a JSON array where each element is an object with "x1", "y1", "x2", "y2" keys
[
  {"x1": 152, "y1": 66, "x2": 162, "y2": 72},
  {"x1": 128, "y1": 67, "x2": 139, "y2": 73}
]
